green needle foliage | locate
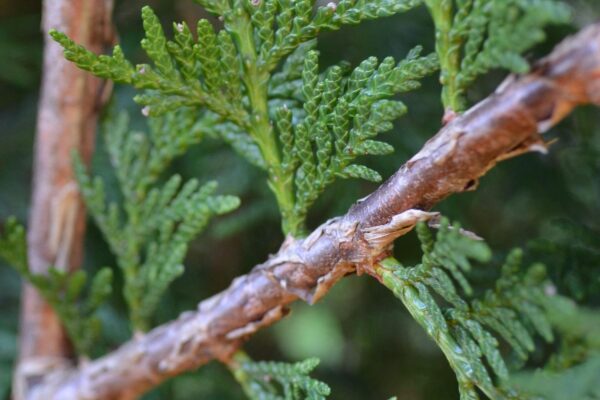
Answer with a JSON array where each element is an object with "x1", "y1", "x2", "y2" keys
[
  {"x1": 377, "y1": 218, "x2": 554, "y2": 400},
  {"x1": 424, "y1": 0, "x2": 570, "y2": 112},
  {"x1": 0, "y1": 218, "x2": 112, "y2": 356},
  {"x1": 50, "y1": 0, "x2": 435, "y2": 236},
  {"x1": 232, "y1": 352, "x2": 331, "y2": 400},
  {"x1": 74, "y1": 110, "x2": 239, "y2": 332}
]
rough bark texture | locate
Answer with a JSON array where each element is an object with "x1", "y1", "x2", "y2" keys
[
  {"x1": 14, "y1": 1, "x2": 114, "y2": 399},
  {"x1": 29, "y1": 23, "x2": 600, "y2": 400}
]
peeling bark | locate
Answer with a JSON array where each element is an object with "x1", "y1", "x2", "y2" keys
[
  {"x1": 14, "y1": 1, "x2": 114, "y2": 399},
  {"x1": 27, "y1": 23, "x2": 600, "y2": 400}
]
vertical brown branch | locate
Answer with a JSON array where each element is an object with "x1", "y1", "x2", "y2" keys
[{"x1": 14, "y1": 1, "x2": 115, "y2": 398}]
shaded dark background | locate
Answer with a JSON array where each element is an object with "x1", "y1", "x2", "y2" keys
[{"x1": 1, "y1": 1, "x2": 599, "y2": 399}]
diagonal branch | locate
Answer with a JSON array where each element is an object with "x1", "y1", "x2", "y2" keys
[
  {"x1": 29, "y1": 23, "x2": 600, "y2": 400},
  {"x1": 15, "y1": 0, "x2": 114, "y2": 399}
]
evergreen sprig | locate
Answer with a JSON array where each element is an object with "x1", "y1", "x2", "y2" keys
[
  {"x1": 74, "y1": 111, "x2": 240, "y2": 332},
  {"x1": 0, "y1": 218, "x2": 112, "y2": 356},
  {"x1": 524, "y1": 108, "x2": 600, "y2": 302},
  {"x1": 512, "y1": 298, "x2": 600, "y2": 399},
  {"x1": 233, "y1": 354, "x2": 331, "y2": 400},
  {"x1": 50, "y1": 8, "x2": 247, "y2": 125},
  {"x1": 511, "y1": 355, "x2": 600, "y2": 400},
  {"x1": 377, "y1": 218, "x2": 554, "y2": 400},
  {"x1": 51, "y1": 1, "x2": 433, "y2": 237},
  {"x1": 530, "y1": 219, "x2": 600, "y2": 302},
  {"x1": 535, "y1": 295, "x2": 600, "y2": 372},
  {"x1": 273, "y1": 47, "x2": 438, "y2": 234},
  {"x1": 240, "y1": 0, "x2": 424, "y2": 71},
  {"x1": 425, "y1": 0, "x2": 570, "y2": 112},
  {"x1": 0, "y1": 217, "x2": 27, "y2": 272}
]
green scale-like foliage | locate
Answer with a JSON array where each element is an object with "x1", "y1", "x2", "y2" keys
[
  {"x1": 74, "y1": 110, "x2": 239, "y2": 332},
  {"x1": 273, "y1": 46, "x2": 438, "y2": 234},
  {"x1": 511, "y1": 355, "x2": 600, "y2": 400},
  {"x1": 378, "y1": 218, "x2": 554, "y2": 400},
  {"x1": 425, "y1": 0, "x2": 570, "y2": 112},
  {"x1": 236, "y1": 0, "x2": 424, "y2": 71},
  {"x1": 531, "y1": 219, "x2": 600, "y2": 302},
  {"x1": 529, "y1": 114, "x2": 600, "y2": 301},
  {"x1": 50, "y1": 8, "x2": 247, "y2": 125},
  {"x1": 50, "y1": 0, "x2": 435, "y2": 237},
  {"x1": 45, "y1": 1, "x2": 578, "y2": 397},
  {"x1": 511, "y1": 296, "x2": 600, "y2": 399},
  {"x1": 234, "y1": 355, "x2": 331, "y2": 400},
  {"x1": 0, "y1": 218, "x2": 112, "y2": 356},
  {"x1": 49, "y1": 0, "x2": 424, "y2": 120}
]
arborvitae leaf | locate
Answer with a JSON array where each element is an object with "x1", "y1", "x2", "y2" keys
[
  {"x1": 541, "y1": 296, "x2": 600, "y2": 370},
  {"x1": 511, "y1": 355, "x2": 600, "y2": 400},
  {"x1": 210, "y1": 195, "x2": 242, "y2": 214},
  {"x1": 77, "y1": 109, "x2": 239, "y2": 331},
  {"x1": 49, "y1": 30, "x2": 135, "y2": 84},
  {"x1": 339, "y1": 164, "x2": 382, "y2": 182},
  {"x1": 86, "y1": 268, "x2": 114, "y2": 312},
  {"x1": 260, "y1": 0, "x2": 423, "y2": 70},
  {"x1": 462, "y1": 317, "x2": 509, "y2": 380},
  {"x1": 427, "y1": 267, "x2": 467, "y2": 309},
  {"x1": 0, "y1": 217, "x2": 28, "y2": 273},
  {"x1": 520, "y1": 301, "x2": 554, "y2": 343},
  {"x1": 276, "y1": 47, "x2": 437, "y2": 235},
  {"x1": 196, "y1": 19, "x2": 221, "y2": 91},
  {"x1": 141, "y1": 6, "x2": 178, "y2": 79},
  {"x1": 0, "y1": 219, "x2": 113, "y2": 356},
  {"x1": 458, "y1": 385, "x2": 479, "y2": 400},
  {"x1": 52, "y1": 7, "x2": 250, "y2": 123},
  {"x1": 353, "y1": 140, "x2": 395, "y2": 156},
  {"x1": 219, "y1": 127, "x2": 268, "y2": 169},
  {"x1": 378, "y1": 217, "x2": 556, "y2": 400},
  {"x1": 66, "y1": 270, "x2": 87, "y2": 302},
  {"x1": 169, "y1": 21, "x2": 198, "y2": 83},
  {"x1": 192, "y1": 0, "x2": 230, "y2": 15},
  {"x1": 218, "y1": 30, "x2": 243, "y2": 101},
  {"x1": 53, "y1": 2, "x2": 436, "y2": 240},
  {"x1": 239, "y1": 357, "x2": 331, "y2": 400},
  {"x1": 427, "y1": 0, "x2": 571, "y2": 111}
]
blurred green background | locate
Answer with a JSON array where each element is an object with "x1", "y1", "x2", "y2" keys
[{"x1": 1, "y1": 1, "x2": 599, "y2": 399}]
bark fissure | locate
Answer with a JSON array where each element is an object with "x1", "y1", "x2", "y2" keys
[{"x1": 27, "y1": 23, "x2": 600, "y2": 400}]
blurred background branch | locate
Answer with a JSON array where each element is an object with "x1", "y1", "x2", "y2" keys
[{"x1": 13, "y1": 0, "x2": 114, "y2": 398}]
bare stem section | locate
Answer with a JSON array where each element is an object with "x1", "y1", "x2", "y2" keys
[
  {"x1": 15, "y1": 1, "x2": 114, "y2": 398},
  {"x1": 29, "y1": 23, "x2": 600, "y2": 400}
]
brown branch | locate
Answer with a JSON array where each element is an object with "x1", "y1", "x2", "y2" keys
[
  {"x1": 14, "y1": 1, "x2": 115, "y2": 399},
  {"x1": 28, "y1": 23, "x2": 600, "y2": 400}
]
